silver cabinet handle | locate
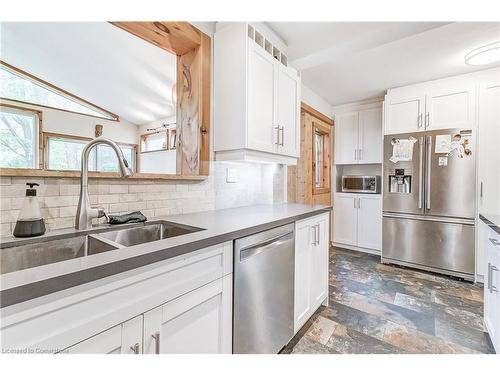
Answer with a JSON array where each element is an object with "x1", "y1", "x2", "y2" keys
[
  {"x1": 151, "y1": 332, "x2": 160, "y2": 354},
  {"x1": 418, "y1": 137, "x2": 424, "y2": 209},
  {"x1": 358, "y1": 197, "x2": 361, "y2": 209},
  {"x1": 359, "y1": 149, "x2": 363, "y2": 161},
  {"x1": 418, "y1": 113, "x2": 423, "y2": 128},
  {"x1": 489, "y1": 263, "x2": 499, "y2": 293},
  {"x1": 353, "y1": 197, "x2": 357, "y2": 209},
  {"x1": 130, "y1": 343, "x2": 140, "y2": 354},
  {"x1": 279, "y1": 126, "x2": 284, "y2": 146},
  {"x1": 426, "y1": 135, "x2": 432, "y2": 210},
  {"x1": 425, "y1": 113, "x2": 430, "y2": 128},
  {"x1": 316, "y1": 224, "x2": 320, "y2": 245},
  {"x1": 354, "y1": 149, "x2": 357, "y2": 161},
  {"x1": 311, "y1": 224, "x2": 317, "y2": 245},
  {"x1": 480, "y1": 181, "x2": 483, "y2": 199},
  {"x1": 489, "y1": 238, "x2": 500, "y2": 247},
  {"x1": 488, "y1": 263, "x2": 492, "y2": 292},
  {"x1": 274, "y1": 126, "x2": 280, "y2": 145}
]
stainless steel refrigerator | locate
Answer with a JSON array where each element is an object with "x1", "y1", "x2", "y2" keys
[{"x1": 382, "y1": 128, "x2": 476, "y2": 280}]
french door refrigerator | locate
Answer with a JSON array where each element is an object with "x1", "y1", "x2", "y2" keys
[{"x1": 382, "y1": 128, "x2": 476, "y2": 280}]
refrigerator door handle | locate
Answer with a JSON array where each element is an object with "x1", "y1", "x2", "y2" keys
[
  {"x1": 418, "y1": 137, "x2": 424, "y2": 209},
  {"x1": 426, "y1": 135, "x2": 432, "y2": 210}
]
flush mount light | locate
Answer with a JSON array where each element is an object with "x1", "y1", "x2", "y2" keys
[{"x1": 465, "y1": 41, "x2": 500, "y2": 65}]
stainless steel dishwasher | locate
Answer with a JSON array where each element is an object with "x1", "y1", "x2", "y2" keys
[{"x1": 233, "y1": 223, "x2": 295, "y2": 354}]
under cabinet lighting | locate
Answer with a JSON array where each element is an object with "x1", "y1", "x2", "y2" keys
[{"x1": 465, "y1": 41, "x2": 500, "y2": 65}]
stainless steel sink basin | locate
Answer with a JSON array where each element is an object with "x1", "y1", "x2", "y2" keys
[
  {"x1": 0, "y1": 235, "x2": 119, "y2": 274},
  {"x1": 97, "y1": 221, "x2": 202, "y2": 247},
  {"x1": 0, "y1": 220, "x2": 204, "y2": 275}
]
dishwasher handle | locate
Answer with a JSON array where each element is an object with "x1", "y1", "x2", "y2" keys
[{"x1": 239, "y1": 231, "x2": 293, "y2": 261}]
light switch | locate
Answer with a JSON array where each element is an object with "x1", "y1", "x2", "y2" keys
[{"x1": 226, "y1": 168, "x2": 238, "y2": 183}]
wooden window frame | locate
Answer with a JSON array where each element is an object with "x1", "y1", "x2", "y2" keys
[
  {"x1": 43, "y1": 132, "x2": 138, "y2": 173},
  {"x1": 140, "y1": 128, "x2": 176, "y2": 154},
  {"x1": 312, "y1": 119, "x2": 331, "y2": 196},
  {"x1": 0, "y1": 103, "x2": 44, "y2": 170}
]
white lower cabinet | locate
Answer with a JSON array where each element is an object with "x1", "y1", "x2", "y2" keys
[
  {"x1": 484, "y1": 226, "x2": 500, "y2": 353},
  {"x1": 333, "y1": 193, "x2": 382, "y2": 251},
  {"x1": 294, "y1": 213, "x2": 329, "y2": 333},
  {"x1": 64, "y1": 316, "x2": 143, "y2": 354},
  {"x1": 143, "y1": 275, "x2": 232, "y2": 354}
]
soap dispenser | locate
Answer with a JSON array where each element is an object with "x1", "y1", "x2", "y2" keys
[{"x1": 13, "y1": 182, "x2": 46, "y2": 237}]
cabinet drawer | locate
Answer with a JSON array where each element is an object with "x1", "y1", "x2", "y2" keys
[{"x1": 1, "y1": 242, "x2": 232, "y2": 353}]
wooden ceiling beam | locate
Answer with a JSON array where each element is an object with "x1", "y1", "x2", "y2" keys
[{"x1": 110, "y1": 22, "x2": 202, "y2": 55}]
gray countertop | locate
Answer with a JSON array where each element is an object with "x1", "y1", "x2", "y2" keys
[
  {"x1": 480, "y1": 213, "x2": 500, "y2": 235},
  {"x1": 0, "y1": 203, "x2": 331, "y2": 308}
]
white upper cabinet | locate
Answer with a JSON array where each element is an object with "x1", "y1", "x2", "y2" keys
[
  {"x1": 334, "y1": 103, "x2": 383, "y2": 165},
  {"x1": 385, "y1": 94, "x2": 425, "y2": 134},
  {"x1": 247, "y1": 43, "x2": 277, "y2": 154},
  {"x1": 214, "y1": 23, "x2": 301, "y2": 164},
  {"x1": 335, "y1": 111, "x2": 359, "y2": 164},
  {"x1": 384, "y1": 75, "x2": 476, "y2": 134},
  {"x1": 358, "y1": 107, "x2": 383, "y2": 163}
]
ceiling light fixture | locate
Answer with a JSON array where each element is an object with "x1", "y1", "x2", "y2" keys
[{"x1": 465, "y1": 41, "x2": 500, "y2": 66}]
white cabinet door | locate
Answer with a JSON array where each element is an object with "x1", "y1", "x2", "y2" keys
[
  {"x1": 358, "y1": 107, "x2": 383, "y2": 163},
  {"x1": 385, "y1": 94, "x2": 425, "y2": 134},
  {"x1": 426, "y1": 85, "x2": 475, "y2": 130},
  {"x1": 247, "y1": 43, "x2": 277, "y2": 154},
  {"x1": 143, "y1": 277, "x2": 232, "y2": 354},
  {"x1": 484, "y1": 230, "x2": 500, "y2": 352},
  {"x1": 310, "y1": 214, "x2": 329, "y2": 310},
  {"x1": 333, "y1": 194, "x2": 358, "y2": 246},
  {"x1": 64, "y1": 316, "x2": 143, "y2": 354},
  {"x1": 335, "y1": 111, "x2": 359, "y2": 164},
  {"x1": 357, "y1": 195, "x2": 382, "y2": 250},
  {"x1": 278, "y1": 65, "x2": 300, "y2": 157},
  {"x1": 294, "y1": 218, "x2": 312, "y2": 332}
]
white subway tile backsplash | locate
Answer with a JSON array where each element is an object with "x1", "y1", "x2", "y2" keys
[{"x1": 0, "y1": 161, "x2": 284, "y2": 235}]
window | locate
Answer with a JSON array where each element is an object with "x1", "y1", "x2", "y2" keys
[
  {"x1": 0, "y1": 62, "x2": 118, "y2": 121},
  {"x1": 140, "y1": 128, "x2": 176, "y2": 153},
  {"x1": 45, "y1": 133, "x2": 136, "y2": 172},
  {"x1": 0, "y1": 106, "x2": 39, "y2": 169},
  {"x1": 312, "y1": 120, "x2": 331, "y2": 195}
]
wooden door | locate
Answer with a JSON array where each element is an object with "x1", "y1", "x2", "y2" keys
[
  {"x1": 385, "y1": 94, "x2": 425, "y2": 134},
  {"x1": 334, "y1": 111, "x2": 359, "y2": 164},
  {"x1": 247, "y1": 43, "x2": 278, "y2": 154},
  {"x1": 358, "y1": 107, "x2": 383, "y2": 163},
  {"x1": 142, "y1": 277, "x2": 232, "y2": 354},
  {"x1": 425, "y1": 84, "x2": 475, "y2": 130},
  {"x1": 64, "y1": 316, "x2": 143, "y2": 354},
  {"x1": 357, "y1": 195, "x2": 382, "y2": 250},
  {"x1": 278, "y1": 65, "x2": 300, "y2": 157},
  {"x1": 333, "y1": 194, "x2": 358, "y2": 246}
]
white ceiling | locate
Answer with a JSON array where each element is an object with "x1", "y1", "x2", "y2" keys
[
  {"x1": 0, "y1": 22, "x2": 177, "y2": 125},
  {"x1": 267, "y1": 22, "x2": 500, "y2": 106}
]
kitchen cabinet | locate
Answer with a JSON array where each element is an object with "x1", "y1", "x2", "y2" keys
[
  {"x1": 384, "y1": 77, "x2": 476, "y2": 134},
  {"x1": 477, "y1": 75, "x2": 500, "y2": 278},
  {"x1": 294, "y1": 212, "x2": 329, "y2": 332},
  {"x1": 333, "y1": 193, "x2": 382, "y2": 251},
  {"x1": 214, "y1": 23, "x2": 300, "y2": 164},
  {"x1": 64, "y1": 316, "x2": 143, "y2": 354},
  {"x1": 143, "y1": 276, "x2": 232, "y2": 354},
  {"x1": 1, "y1": 242, "x2": 233, "y2": 354},
  {"x1": 334, "y1": 106, "x2": 382, "y2": 164},
  {"x1": 483, "y1": 226, "x2": 500, "y2": 353}
]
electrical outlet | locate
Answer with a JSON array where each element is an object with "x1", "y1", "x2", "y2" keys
[{"x1": 226, "y1": 168, "x2": 238, "y2": 183}]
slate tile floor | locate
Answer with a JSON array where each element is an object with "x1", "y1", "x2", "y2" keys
[{"x1": 282, "y1": 247, "x2": 495, "y2": 354}]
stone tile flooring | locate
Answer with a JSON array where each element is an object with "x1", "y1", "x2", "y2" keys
[{"x1": 282, "y1": 247, "x2": 495, "y2": 354}]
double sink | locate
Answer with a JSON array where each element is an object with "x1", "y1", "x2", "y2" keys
[{"x1": 0, "y1": 221, "x2": 204, "y2": 275}]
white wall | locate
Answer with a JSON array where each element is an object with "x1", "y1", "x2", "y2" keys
[
  {"x1": 2, "y1": 99, "x2": 139, "y2": 144},
  {"x1": 301, "y1": 84, "x2": 333, "y2": 117}
]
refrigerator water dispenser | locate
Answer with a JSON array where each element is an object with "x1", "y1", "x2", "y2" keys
[{"x1": 388, "y1": 169, "x2": 411, "y2": 194}]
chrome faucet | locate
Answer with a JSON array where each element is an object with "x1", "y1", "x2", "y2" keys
[{"x1": 75, "y1": 138, "x2": 134, "y2": 230}]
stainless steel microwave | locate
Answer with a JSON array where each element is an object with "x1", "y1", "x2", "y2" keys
[{"x1": 341, "y1": 175, "x2": 381, "y2": 194}]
